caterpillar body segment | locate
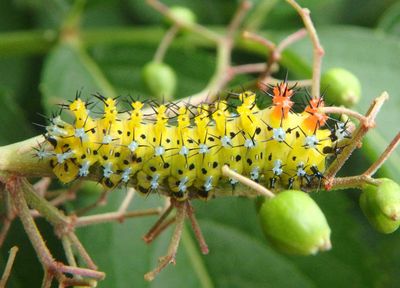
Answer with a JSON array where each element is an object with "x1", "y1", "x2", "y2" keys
[
  {"x1": 167, "y1": 106, "x2": 197, "y2": 199},
  {"x1": 213, "y1": 101, "x2": 244, "y2": 185},
  {"x1": 40, "y1": 82, "x2": 348, "y2": 200}
]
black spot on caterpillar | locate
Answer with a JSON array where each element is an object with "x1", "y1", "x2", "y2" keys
[{"x1": 38, "y1": 81, "x2": 349, "y2": 201}]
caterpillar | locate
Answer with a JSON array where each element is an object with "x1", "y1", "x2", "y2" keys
[{"x1": 38, "y1": 81, "x2": 349, "y2": 200}]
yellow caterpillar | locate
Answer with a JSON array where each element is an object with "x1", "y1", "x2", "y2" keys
[{"x1": 39, "y1": 82, "x2": 349, "y2": 200}]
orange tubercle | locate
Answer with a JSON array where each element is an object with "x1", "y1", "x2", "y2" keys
[
  {"x1": 303, "y1": 98, "x2": 328, "y2": 132},
  {"x1": 271, "y1": 82, "x2": 295, "y2": 120}
]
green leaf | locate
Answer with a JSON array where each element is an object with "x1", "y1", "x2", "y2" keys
[
  {"x1": 74, "y1": 192, "x2": 314, "y2": 288},
  {"x1": 74, "y1": 190, "x2": 207, "y2": 287},
  {"x1": 14, "y1": 0, "x2": 71, "y2": 29},
  {"x1": 286, "y1": 191, "x2": 377, "y2": 288},
  {"x1": 0, "y1": 89, "x2": 33, "y2": 145},
  {"x1": 40, "y1": 43, "x2": 117, "y2": 114},
  {"x1": 126, "y1": 0, "x2": 235, "y2": 25},
  {"x1": 200, "y1": 220, "x2": 315, "y2": 288},
  {"x1": 89, "y1": 44, "x2": 215, "y2": 99},
  {"x1": 377, "y1": 1, "x2": 400, "y2": 37}
]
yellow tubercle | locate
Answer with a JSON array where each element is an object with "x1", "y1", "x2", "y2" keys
[
  {"x1": 194, "y1": 104, "x2": 210, "y2": 142},
  {"x1": 103, "y1": 98, "x2": 118, "y2": 125},
  {"x1": 213, "y1": 101, "x2": 230, "y2": 136},
  {"x1": 129, "y1": 101, "x2": 144, "y2": 128}
]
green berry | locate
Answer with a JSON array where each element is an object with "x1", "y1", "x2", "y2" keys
[
  {"x1": 321, "y1": 68, "x2": 361, "y2": 107},
  {"x1": 168, "y1": 6, "x2": 196, "y2": 27},
  {"x1": 142, "y1": 61, "x2": 177, "y2": 100},
  {"x1": 258, "y1": 190, "x2": 331, "y2": 255},
  {"x1": 359, "y1": 178, "x2": 400, "y2": 234}
]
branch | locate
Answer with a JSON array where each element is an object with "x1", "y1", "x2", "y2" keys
[
  {"x1": 8, "y1": 176, "x2": 104, "y2": 286},
  {"x1": 186, "y1": 202, "x2": 209, "y2": 254},
  {"x1": 67, "y1": 232, "x2": 98, "y2": 270},
  {"x1": 153, "y1": 25, "x2": 180, "y2": 63},
  {"x1": 227, "y1": 1, "x2": 252, "y2": 40},
  {"x1": 146, "y1": 0, "x2": 220, "y2": 42},
  {"x1": 242, "y1": 28, "x2": 308, "y2": 86},
  {"x1": 321, "y1": 106, "x2": 368, "y2": 123},
  {"x1": 364, "y1": 131, "x2": 400, "y2": 177},
  {"x1": 286, "y1": 0, "x2": 324, "y2": 98},
  {"x1": 222, "y1": 165, "x2": 275, "y2": 198},
  {"x1": 143, "y1": 203, "x2": 174, "y2": 243},
  {"x1": 0, "y1": 136, "x2": 52, "y2": 177},
  {"x1": 329, "y1": 175, "x2": 381, "y2": 190},
  {"x1": 9, "y1": 177, "x2": 55, "y2": 268},
  {"x1": 0, "y1": 189, "x2": 15, "y2": 247},
  {"x1": 75, "y1": 208, "x2": 161, "y2": 227},
  {"x1": 324, "y1": 92, "x2": 389, "y2": 186},
  {"x1": 0, "y1": 246, "x2": 19, "y2": 287},
  {"x1": 144, "y1": 200, "x2": 186, "y2": 281}
]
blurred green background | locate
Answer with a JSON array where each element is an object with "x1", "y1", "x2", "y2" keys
[{"x1": 0, "y1": 0, "x2": 400, "y2": 287}]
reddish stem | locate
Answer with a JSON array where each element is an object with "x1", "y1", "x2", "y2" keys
[{"x1": 186, "y1": 202, "x2": 209, "y2": 255}]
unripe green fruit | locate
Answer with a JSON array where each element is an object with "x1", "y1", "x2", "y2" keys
[
  {"x1": 359, "y1": 178, "x2": 400, "y2": 234},
  {"x1": 321, "y1": 68, "x2": 361, "y2": 107},
  {"x1": 168, "y1": 6, "x2": 197, "y2": 27},
  {"x1": 258, "y1": 190, "x2": 331, "y2": 255},
  {"x1": 142, "y1": 61, "x2": 177, "y2": 100}
]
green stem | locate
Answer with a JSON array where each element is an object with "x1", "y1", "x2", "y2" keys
[
  {"x1": 11, "y1": 178, "x2": 55, "y2": 268},
  {"x1": 243, "y1": 0, "x2": 278, "y2": 31},
  {"x1": 0, "y1": 246, "x2": 19, "y2": 287},
  {"x1": 0, "y1": 27, "x2": 309, "y2": 80},
  {"x1": 144, "y1": 200, "x2": 186, "y2": 281},
  {"x1": 61, "y1": 0, "x2": 86, "y2": 31},
  {"x1": 83, "y1": 27, "x2": 171, "y2": 47},
  {"x1": 0, "y1": 30, "x2": 57, "y2": 56},
  {"x1": 153, "y1": 25, "x2": 180, "y2": 63},
  {"x1": 16, "y1": 177, "x2": 103, "y2": 281},
  {"x1": 0, "y1": 187, "x2": 15, "y2": 247},
  {"x1": 21, "y1": 178, "x2": 68, "y2": 226},
  {"x1": 324, "y1": 92, "x2": 389, "y2": 180},
  {"x1": 0, "y1": 136, "x2": 52, "y2": 177},
  {"x1": 0, "y1": 136, "x2": 103, "y2": 182},
  {"x1": 0, "y1": 27, "x2": 259, "y2": 57},
  {"x1": 73, "y1": 44, "x2": 118, "y2": 98},
  {"x1": 62, "y1": 236, "x2": 78, "y2": 267},
  {"x1": 67, "y1": 232, "x2": 97, "y2": 270},
  {"x1": 146, "y1": 0, "x2": 220, "y2": 42},
  {"x1": 330, "y1": 175, "x2": 381, "y2": 190},
  {"x1": 206, "y1": 39, "x2": 230, "y2": 91},
  {"x1": 41, "y1": 270, "x2": 53, "y2": 288},
  {"x1": 151, "y1": 34, "x2": 233, "y2": 108}
]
